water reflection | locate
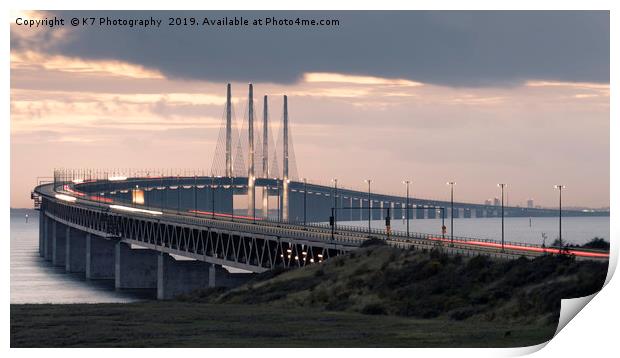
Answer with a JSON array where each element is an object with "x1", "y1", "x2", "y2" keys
[{"x1": 11, "y1": 209, "x2": 154, "y2": 304}]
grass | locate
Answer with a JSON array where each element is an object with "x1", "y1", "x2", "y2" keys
[
  {"x1": 10, "y1": 302, "x2": 556, "y2": 348},
  {"x1": 182, "y1": 246, "x2": 608, "y2": 324},
  {"x1": 10, "y1": 244, "x2": 607, "y2": 348}
]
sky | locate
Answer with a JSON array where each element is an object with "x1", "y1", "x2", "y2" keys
[{"x1": 10, "y1": 10, "x2": 609, "y2": 208}]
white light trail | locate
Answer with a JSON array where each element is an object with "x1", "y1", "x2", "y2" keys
[
  {"x1": 109, "y1": 205, "x2": 163, "y2": 215},
  {"x1": 55, "y1": 194, "x2": 77, "y2": 202}
]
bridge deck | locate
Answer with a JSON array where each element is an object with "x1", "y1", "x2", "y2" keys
[{"x1": 33, "y1": 178, "x2": 609, "y2": 273}]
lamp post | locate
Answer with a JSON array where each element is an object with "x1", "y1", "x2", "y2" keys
[
  {"x1": 497, "y1": 183, "x2": 507, "y2": 252},
  {"x1": 554, "y1": 185, "x2": 566, "y2": 251},
  {"x1": 402, "y1": 180, "x2": 411, "y2": 237},
  {"x1": 177, "y1": 175, "x2": 181, "y2": 213},
  {"x1": 194, "y1": 174, "x2": 197, "y2": 216},
  {"x1": 332, "y1": 178, "x2": 338, "y2": 231},
  {"x1": 230, "y1": 176, "x2": 234, "y2": 222},
  {"x1": 447, "y1": 181, "x2": 456, "y2": 246},
  {"x1": 303, "y1": 178, "x2": 307, "y2": 226},
  {"x1": 365, "y1": 179, "x2": 372, "y2": 234},
  {"x1": 211, "y1": 176, "x2": 216, "y2": 219}
]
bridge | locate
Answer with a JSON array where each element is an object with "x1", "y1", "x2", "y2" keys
[{"x1": 31, "y1": 83, "x2": 609, "y2": 300}]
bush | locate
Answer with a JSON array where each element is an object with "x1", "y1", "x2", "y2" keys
[
  {"x1": 361, "y1": 302, "x2": 387, "y2": 315},
  {"x1": 581, "y1": 238, "x2": 610, "y2": 251},
  {"x1": 360, "y1": 238, "x2": 387, "y2": 248}
]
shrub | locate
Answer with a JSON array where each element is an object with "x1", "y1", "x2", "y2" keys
[{"x1": 361, "y1": 302, "x2": 387, "y2": 315}]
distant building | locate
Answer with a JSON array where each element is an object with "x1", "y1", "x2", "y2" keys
[
  {"x1": 484, "y1": 199, "x2": 492, "y2": 206},
  {"x1": 527, "y1": 199, "x2": 534, "y2": 208},
  {"x1": 493, "y1": 197, "x2": 500, "y2": 206}
]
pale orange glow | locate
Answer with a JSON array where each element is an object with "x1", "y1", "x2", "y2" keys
[
  {"x1": 9, "y1": 49, "x2": 609, "y2": 209},
  {"x1": 11, "y1": 51, "x2": 164, "y2": 79},
  {"x1": 304, "y1": 72, "x2": 423, "y2": 87},
  {"x1": 525, "y1": 80, "x2": 609, "y2": 91},
  {"x1": 132, "y1": 189, "x2": 145, "y2": 205}
]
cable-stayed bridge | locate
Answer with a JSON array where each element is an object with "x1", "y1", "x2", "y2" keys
[{"x1": 31, "y1": 83, "x2": 609, "y2": 299}]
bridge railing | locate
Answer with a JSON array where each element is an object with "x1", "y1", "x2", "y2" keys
[{"x1": 49, "y1": 177, "x2": 596, "y2": 254}]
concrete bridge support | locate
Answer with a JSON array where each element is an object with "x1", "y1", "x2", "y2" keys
[
  {"x1": 209, "y1": 264, "x2": 255, "y2": 288},
  {"x1": 65, "y1": 227, "x2": 87, "y2": 273},
  {"x1": 39, "y1": 213, "x2": 45, "y2": 257},
  {"x1": 44, "y1": 217, "x2": 54, "y2": 261},
  {"x1": 52, "y1": 221, "x2": 67, "y2": 267},
  {"x1": 115, "y1": 242, "x2": 158, "y2": 289},
  {"x1": 157, "y1": 253, "x2": 211, "y2": 299},
  {"x1": 86, "y1": 234, "x2": 116, "y2": 280}
]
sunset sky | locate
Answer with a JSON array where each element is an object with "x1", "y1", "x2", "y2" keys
[{"x1": 10, "y1": 10, "x2": 609, "y2": 208}]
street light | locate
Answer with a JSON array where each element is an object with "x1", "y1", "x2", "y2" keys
[
  {"x1": 303, "y1": 178, "x2": 307, "y2": 226},
  {"x1": 211, "y1": 176, "x2": 217, "y2": 219},
  {"x1": 497, "y1": 183, "x2": 507, "y2": 252},
  {"x1": 554, "y1": 185, "x2": 566, "y2": 251},
  {"x1": 365, "y1": 179, "x2": 372, "y2": 234},
  {"x1": 332, "y1": 178, "x2": 338, "y2": 231},
  {"x1": 447, "y1": 181, "x2": 456, "y2": 246},
  {"x1": 402, "y1": 180, "x2": 411, "y2": 237}
]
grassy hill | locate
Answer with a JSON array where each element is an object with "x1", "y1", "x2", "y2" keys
[
  {"x1": 180, "y1": 243, "x2": 608, "y2": 325},
  {"x1": 11, "y1": 243, "x2": 608, "y2": 347}
]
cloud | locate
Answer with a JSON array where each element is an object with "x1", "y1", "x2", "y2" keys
[{"x1": 11, "y1": 10, "x2": 609, "y2": 87}]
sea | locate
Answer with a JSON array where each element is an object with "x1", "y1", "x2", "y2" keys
[{"x1": 10, "y1": 208, "x2": 610, "y2": 304}]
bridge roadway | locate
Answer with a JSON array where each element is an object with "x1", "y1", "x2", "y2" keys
[
  {"x1": 38, "y1": 179, "x2": 608, "y2": 268},
  {"x1": 33, "y1": 179, "x2": 609, "y2": 299},
  {"x1": 71, "y1": 176, "x2": 607, "y2": 221}
]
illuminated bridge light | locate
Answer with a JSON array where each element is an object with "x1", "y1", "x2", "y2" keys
[
  {"x1": 108, "y1": 176, "x2": 128, "y2": 181},
  {"x1": 55, "y1": 194, "x2": 77, "y2": 202},
  {"x1": 109, "y1": 205, "x2": 163, "y2": 215},
  {"x1": 286, "y1": 249, "x2": 292, "y2": 253},
  {"x1": 310, "y1": 258, "x2": 315, "y2": 263},
  {"x1": 317, "y1": 254, "x2": 323, "y2": 258},
  {"x1": 63, "y1": 185, "x2": 85, "y2": 196},
  {"x1": 295, "y1": 256, "x2": 299, "y2": 260}
]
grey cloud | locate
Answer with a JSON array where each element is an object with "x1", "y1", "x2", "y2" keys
[{"x1": 11, "y1": 10, "x2": 609, "y2": 87}]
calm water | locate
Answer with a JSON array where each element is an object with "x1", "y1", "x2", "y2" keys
[
  {"x1": 10, "y1": 209, "x2": 151, "y2": 304},
  {"x1": 341, "y1": 216, "x2": 610, "y2": 246},
  {"x1": 10, "y1": 209, "x2": 609, "y2": 304}
]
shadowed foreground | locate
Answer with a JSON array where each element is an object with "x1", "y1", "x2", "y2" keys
[{"x1": 10, "y1": 302, "x2": 555, "y2": 347}]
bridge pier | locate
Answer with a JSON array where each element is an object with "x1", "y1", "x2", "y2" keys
[
  {"x1": 52, "y1": 221, "x2": 67, "y2": 267},
  {"x1": 157, "y1": 253, "x2": 211, "y2": 299},
  {"x1": 86, "y1": 234, "x2": 116, "y2": 280},
  {"x1": 210, "y1": 264, "x2": 255, "y2": 288},
  {"x1": 44, "y1": 217, "x2": 54, "y2": 261},
  {"x1": 38, "y1": 212, "x2": 45, "y2": 257},
  {"x1": 115, "y1": 242, "x2": 158, "y2": 289},
  {"x1": 65, "y1": 227, "x2": 86, "y2": 273}
]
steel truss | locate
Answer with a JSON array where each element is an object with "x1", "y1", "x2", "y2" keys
[{"x1": 42, "y1": 198, "x2": 352, "y2": 273}]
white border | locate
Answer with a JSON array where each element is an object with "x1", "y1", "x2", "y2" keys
[{"x1": 3, "y1": 1, "x2": 616, "y2": 357}]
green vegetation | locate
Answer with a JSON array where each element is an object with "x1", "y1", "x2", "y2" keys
[
  {"x1": 10, "y1": 244, "x2": 607, "y2": 347},
  {"x1": 10, "y1": 302, "x2": 556, "y2": 347},
  {"x1": 551, "y1": 237, "x2": 610, "y2": 251},
  {"x1": 180, "y1": 246, "x2": 607, "y2": 325}
]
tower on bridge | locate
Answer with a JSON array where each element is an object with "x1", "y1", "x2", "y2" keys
[
  {"x1": 282, "y1": 95, "x2": 289, "y2": 221},
  {"x1": 248, "y1": 84, "x2": 255, "y2": 218},
  {"x1": 262, "y1": 95, "x2": 269, "y2": 217},
  {"x1": 225, "y1": 83, "x2": 233, "y2": 178}
]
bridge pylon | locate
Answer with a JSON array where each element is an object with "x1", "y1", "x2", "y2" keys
[
  {"x1": 283, "y1": 95, "x2": 289, "y2": 221},
  {"x1": 262, "y1": 94, "x2": 269, "y2": 218},
  {"x1": 248, "y1": 84, "x2": 255, "y2": 218},
  {"x1": 225, "y1": 83, "x2": 233, "y2": 177}
]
